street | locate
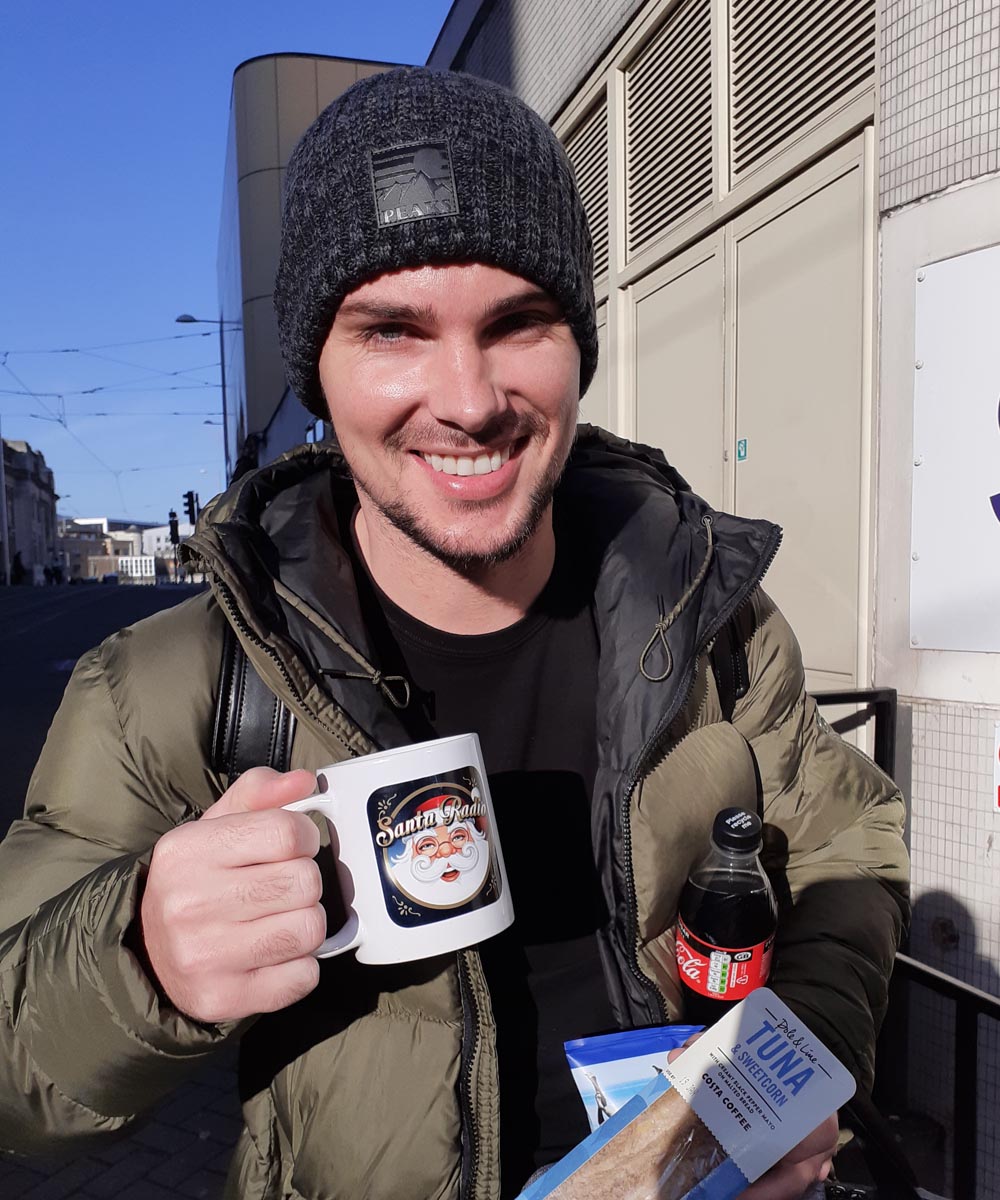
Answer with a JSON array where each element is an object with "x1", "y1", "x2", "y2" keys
[
  {"x1": 0, "y1": 582, "x2": 205, "y2": 832},
  {"x1": 0, "y1": 583, "x2": 240, "y2": 1200}
]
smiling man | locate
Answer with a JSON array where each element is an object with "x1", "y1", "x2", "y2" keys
[{"x1": 0, "y1": 68, "x2": 908, "y2": 1200}]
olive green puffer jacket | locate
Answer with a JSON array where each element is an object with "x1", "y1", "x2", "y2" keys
[{"x1": 0, "y1": 429, "x2": 908, "y2": 1200}]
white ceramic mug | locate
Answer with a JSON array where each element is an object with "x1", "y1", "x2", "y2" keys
[{"x1": 285, "y1": 733, "x2": 514, "y2": 963}]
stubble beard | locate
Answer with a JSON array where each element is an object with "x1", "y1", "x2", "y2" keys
[{"x1": 345, "y1": 413, "x2": 571, "y2": 574}]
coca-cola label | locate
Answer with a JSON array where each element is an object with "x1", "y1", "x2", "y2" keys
[{"x1": 675, "y1": 918, "x2": 774, "y2": 1000}]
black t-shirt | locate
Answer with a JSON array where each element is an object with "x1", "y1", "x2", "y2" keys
[{"x1": 351, "y1": 537, "x2": 615, "y2": 1195}]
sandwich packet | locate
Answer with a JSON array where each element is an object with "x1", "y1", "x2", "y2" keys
[
  {"x1": 517, "y1": 988, "x2": 856, "y2": 1200},
  {"x1": 565, "y1": 1023, "x2": 703, "y2": 1132}
]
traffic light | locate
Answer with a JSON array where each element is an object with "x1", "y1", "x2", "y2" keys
[
  {"x1": 183, "y1": 491, "x2": 197, "y2": 524},
  {"x1": 168, "y1": 510, "x2": 179, "y2": 546}
]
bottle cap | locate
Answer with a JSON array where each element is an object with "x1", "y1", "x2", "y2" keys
[{"x1": 711, "y1": 807, "x2": 762, "y2": 852}]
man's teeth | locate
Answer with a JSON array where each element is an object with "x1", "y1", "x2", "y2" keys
[{"x1": 423, "y1": 447, "x2": 511, "y2": 476}]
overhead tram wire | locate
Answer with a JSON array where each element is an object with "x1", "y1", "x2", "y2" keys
[
  {"x1": 0, "y1": 331, "x2": 215, "y2": 355},
  {"x1": 0, "y1": 384, "x2": 220, "y2": 398},
  {"x1": 28, "y1": 411, "x2": 222, "y2": 419},
  {"x1": 1, "y1": 357, "x2": 128, "y2": 512}
]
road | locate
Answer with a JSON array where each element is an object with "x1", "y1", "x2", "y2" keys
[
  {"x1": 0, "y1": 582, "x2": 206, "y2": 832},
  {"x1": 0, "y1": 583, "x2": 240, "y2": 1200}
]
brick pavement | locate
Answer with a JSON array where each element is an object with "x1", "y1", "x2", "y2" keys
[{"x1": 0, "y1": 1048, "x2": 240, "y2": 1199}]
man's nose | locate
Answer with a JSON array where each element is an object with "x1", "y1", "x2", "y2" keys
[
  {"x1": 435, "y1": 838, "x2": 456, "y2": 858},
  {"x1": 425, "y1": 340, "x2": 508, "y2": 433}
]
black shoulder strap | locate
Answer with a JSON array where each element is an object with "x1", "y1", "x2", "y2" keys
[
  {"x1": 212, "y1": 622, "x2": 295, "y2": 781},
  {"x1": 709, "y1": 614, "x2": 750, "y2": 722}
]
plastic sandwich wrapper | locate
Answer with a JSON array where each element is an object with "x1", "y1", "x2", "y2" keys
[{"x1": 516, "y1": 989, "x2": 856, "y2": 1200}]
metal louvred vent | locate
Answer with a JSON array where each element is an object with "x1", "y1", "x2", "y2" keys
[
  {"x1": 565, "y1": 98, "x2": 610, "y2": 279},
  {"x1": 731, "y1": 0, "x2": 876, "y2": 175},
  {"x1": 625, "y1": 0, "x2": 714, "y2": 258}
]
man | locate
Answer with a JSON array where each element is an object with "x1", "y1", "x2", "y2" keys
[{"x1": 0, "y1": 68, "x2": 908, "y2": 1198}]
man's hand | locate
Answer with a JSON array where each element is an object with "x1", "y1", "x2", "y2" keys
[
  {"x1": 137, "y1": 767, "x2": 325, "y2": 1023},
  {"x1": 736, "y1": 1113, "x2": 837, "y2": 1198},
  {"x1": 668, "y1": 1034, "x2": 839, "y2": 1199}
]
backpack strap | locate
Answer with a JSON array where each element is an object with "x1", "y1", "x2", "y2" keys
[
  {"x1": 212, "y1": 622, "x2": 295, "y2": 782},
  {"x1": 709, "y1": 613, "x2": 750, "y2": 722}
]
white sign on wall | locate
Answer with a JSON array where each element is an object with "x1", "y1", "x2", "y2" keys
[{"x1": 910, "y1": 244, "x2": 1000, "y2": 653}]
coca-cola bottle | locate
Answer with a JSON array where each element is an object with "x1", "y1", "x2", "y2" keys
[{"x1": 675, "y1": 807, "x2": 778, "y2": 1027}]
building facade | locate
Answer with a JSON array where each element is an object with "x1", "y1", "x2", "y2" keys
[
  {"x1": 2, "y1": 439, "x2": 57, "y2": 585},
  {"x1": 218, "y1": 54, "x2": 395, "y2": 479},
  {"x1": 57, "y1": 516, "x2": 166, "y2": 582},
  {"x1": 427, "y1": 0, "x2": 1000, "y2": 1191}
]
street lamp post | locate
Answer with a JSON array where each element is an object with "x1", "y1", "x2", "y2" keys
[{"x1": 175, "y1": 313, "x2": 240, "y2": 482}]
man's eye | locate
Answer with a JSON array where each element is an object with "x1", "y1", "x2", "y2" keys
[
  {"x1": 361, "y1": 324, "x2": 408, "y2": 344},
  {"x1": 492, "y1": 311, "x2": 553, "y2": 338}
]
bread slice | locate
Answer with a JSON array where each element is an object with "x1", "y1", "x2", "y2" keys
[{"x1": 545, "y1": 1086, "x2": 725, "y2": 1199}]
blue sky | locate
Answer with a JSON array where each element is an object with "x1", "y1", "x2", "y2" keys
[{"x1": 0, "y1": 1, "x2": 452, "y2": 524}]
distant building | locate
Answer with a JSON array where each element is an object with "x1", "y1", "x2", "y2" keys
[
  {"x1": 218, "y1": 54, "x2": 396, "y2": 480},
  {"x1": 57, "y1": 516, "x2": 159, "y2": 582},
  {"x1": 2, "y1": 439, "x2": 57, "y2": 585},
  {"x1": 141, "y1": 522, "x2": 194, "y2": 559},
  {"x1": 141, "y1": 521, "x2": 195, "y2": 582}
]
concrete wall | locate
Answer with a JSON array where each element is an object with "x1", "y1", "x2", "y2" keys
[
  {"x1": 427, "y1": 0, "x2": 645, "y2": 121},
  {"x1": 881, "y1": 0, "x2": 1000, "y2": 211},
  {"x1": 876, "y1": 4, "x2": 1000, "y2": 1190}
]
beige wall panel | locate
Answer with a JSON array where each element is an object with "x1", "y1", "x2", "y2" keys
[
  {"x1": 317, "y1": 59, "x2": 365, "y2": 110},
  {"x1": 733, "y1": 164, "x2": 865, "y2": 680},
  {"x1": 276, "y1": 57, "x2": 319, "y2": 162},
  {"x1": 237, "y1": 168, "x2": 282, "y2": 304},
  {"x1": 237, "y1": 58, "x2": 279, "y2": 176},
  {"x1": 580, "y1": 304, "x2": 611, "y2": 431},
  {"x1": 631, "y1": 247, "x2": 724, "y2": 508},
  {"x1": 355, "y1": 62, "x2": 394, "y2": 83}
]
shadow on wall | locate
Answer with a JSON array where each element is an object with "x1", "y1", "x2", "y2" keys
[{"x1": 910, "y1": 889, "x2": 1000, "y2": 997}]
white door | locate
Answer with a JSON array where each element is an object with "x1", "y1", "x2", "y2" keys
[
  {"x1": 630, "y1": 234, "x2": 726, "y2": 508},
  {"x1": 731, "y1": 138, "x2": 871, "y2": 687}
]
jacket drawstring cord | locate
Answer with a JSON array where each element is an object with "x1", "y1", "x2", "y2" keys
[
  {"x1": 320, "y1": 667, "x2": 412, "y2": 710},
  {"x1": 639, "y1": 516, "x2": 715, "y2": 683},
  {"x1": 270, "y1": 577, "x2": 412, "y2": 709}
]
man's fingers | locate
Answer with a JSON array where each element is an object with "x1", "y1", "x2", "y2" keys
[
  {"x1": 247, "y1": 955, "x2": 322, "y2": 1016},
  {"x1": 737, "y1": 1153, "x2": 827, "y2": 1200},
  {"x1": 780, "y1": 1113, "x2": 839, "y2": 1163},
  {"x1": 737, "y1": 1113, "x2": 838, "y2": 1199},
  {"x1": 667, "y1": 1029, "x2": 703, "y2": 1064},
  {"x1": 241, "y1": 904, "x2": 328, "y2": 969},
  {"x1": 186, "y1": 955, "x2": 322, "y2": 1024},
  {"x1": 205, "y1": 808, "x2": 321, "y2": 867},
  {"x1": 156, "y1": 807, "x2": 322, "y2": 873},
  {"x1": 203, "y1": 767, "x2": 317, "y2": 820},
  {"x1": 220, "y1": 858, "x2": 324, "y2": 920}
]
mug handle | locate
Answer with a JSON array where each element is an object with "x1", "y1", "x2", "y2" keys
[{"x1": 284, "y1": 795, "x2": 364, "y2": 959}]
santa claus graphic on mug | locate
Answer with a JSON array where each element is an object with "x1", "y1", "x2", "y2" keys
[{"x1": 385, "y1": 789, "x2": 492, "y2": 909}]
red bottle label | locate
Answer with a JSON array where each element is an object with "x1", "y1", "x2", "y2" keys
[{"x1": 675, "y1": 917, "x2": 774, "y2": 1001}]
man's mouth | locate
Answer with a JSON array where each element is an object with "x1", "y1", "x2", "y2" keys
[
  {"x1": 419, "y1": 444, "x2": 514, "y2": 477},
  {"x1": 441, "y1": 868, "x2": 460, "y2": 882}
]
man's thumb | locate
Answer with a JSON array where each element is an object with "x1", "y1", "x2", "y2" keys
[{"x1": 203, "y1": 767, "x2": 318, "y2": 820}]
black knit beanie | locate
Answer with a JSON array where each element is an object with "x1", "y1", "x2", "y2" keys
[{"x1": 274, "y1": 67, "x2": 598, "y2": 419}]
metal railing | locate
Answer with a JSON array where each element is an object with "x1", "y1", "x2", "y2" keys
[
  {"x1": 813, "y1": 687, "x2": 1000, "y2": 1200},
  {"x1": 890, "y1": 953, "x2": 1000, "y2": 1200},
  {"x1": 813, "y1": 687, "x2": 898, "y2": 778}
]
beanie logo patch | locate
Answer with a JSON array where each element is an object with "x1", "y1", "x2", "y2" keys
[{"x1": 370, "y1": 141, "x2": 459, "y2": 228}]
